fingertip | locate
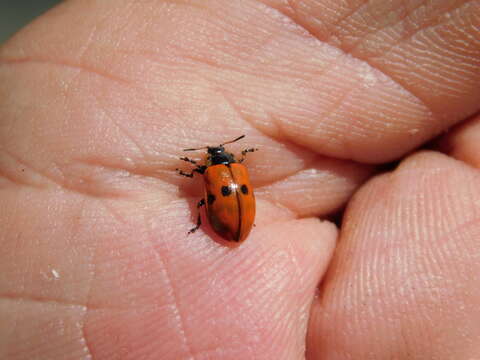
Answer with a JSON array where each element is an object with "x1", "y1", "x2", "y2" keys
[{"x1": 251, "y1": 217, "x2": 338, "y2": 277}]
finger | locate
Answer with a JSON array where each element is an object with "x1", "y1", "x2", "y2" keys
[
  {"x1": 256, "y1": 156, "x2": 372, "y2": 217},
  {"x1": 437, "y1": 113, "x2": 480, "y2": 168},
  {"x1": 2, "y1": 1, "x2": 478, "y2": 168},
  {"x1": 308, "y1": 152, "x2": 480, "y2": 359},
  {"x1": 107, "y1": 216, "x2": 337, "y2": 360},
  {"x1": 261, "y1": 0, "x2": 480, "y2": 160}
]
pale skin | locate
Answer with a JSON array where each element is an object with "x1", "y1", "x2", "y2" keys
[{"x1": 0, "y1": 0, "x2": 479, "y2": 359}]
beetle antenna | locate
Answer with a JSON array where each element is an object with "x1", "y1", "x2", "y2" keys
[
  {"x1": 183, "y1": 145, "x2": 209, "y2": 151},
  {"x1": 183, "y1": 135, "x2": 245, "y2": 151},
  {"x1": 220, "y1": 135, "x2": 245, "y2": 146}
]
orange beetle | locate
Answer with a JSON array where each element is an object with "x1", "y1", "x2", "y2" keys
[{"x1": 176, "y1": 135, "x2": 257, "y2": 242}]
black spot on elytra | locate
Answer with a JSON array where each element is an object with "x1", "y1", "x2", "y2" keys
[
  {"x1": 221, "y1": 186, "x2": 232, "y2": 196},
  {"x1": 241, "y1": 184, "x2": 248, "y2": 195},
  {"x1": 207, "y1": 193, "x2": 216, "y2": 204}
]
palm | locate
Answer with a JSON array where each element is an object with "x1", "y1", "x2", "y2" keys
[{"x1": 1, "y1": 0, "x2": 479, "y2": 359}]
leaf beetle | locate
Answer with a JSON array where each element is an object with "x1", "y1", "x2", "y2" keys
[{"x1": 176, "y1": 135, "x2": 257, "y2": 242}]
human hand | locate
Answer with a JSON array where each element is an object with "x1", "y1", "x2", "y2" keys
[{"x1": 1, "y1": 1, "x2": 479, "y2": 359}]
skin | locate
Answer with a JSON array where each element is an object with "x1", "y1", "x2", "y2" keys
[{"x1": 0, "y1": 0, "x2": 479, "y2": 359}]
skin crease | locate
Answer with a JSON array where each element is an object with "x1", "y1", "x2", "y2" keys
[{"x1": 0, "y1": 0, "x2": 479, "y2": 359}]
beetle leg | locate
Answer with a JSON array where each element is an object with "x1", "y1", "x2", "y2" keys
[
  {"x1": 176, "y1": 165, "x2": 207, "y2": 178},
  {"x1": 176, "y1": 169, "x2": 195, "y2": 178},
  {"x1": 239, "y1": 148, "x2": 258, "y2": 163},
  {"x1": 180, "y1": 156, "x2": 198, "y2": 165},
  {"x1": 188, "y1": 198, "x2": 206, "y2": 234}
]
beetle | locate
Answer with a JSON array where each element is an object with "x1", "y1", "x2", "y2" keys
[{"x1": 176, "y1": 135, "x2": 257, "y2": 243}]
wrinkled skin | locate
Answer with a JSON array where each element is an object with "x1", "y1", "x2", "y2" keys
[{"x1": 0, "y1": 1, "x2": 479, "y2": 359}]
